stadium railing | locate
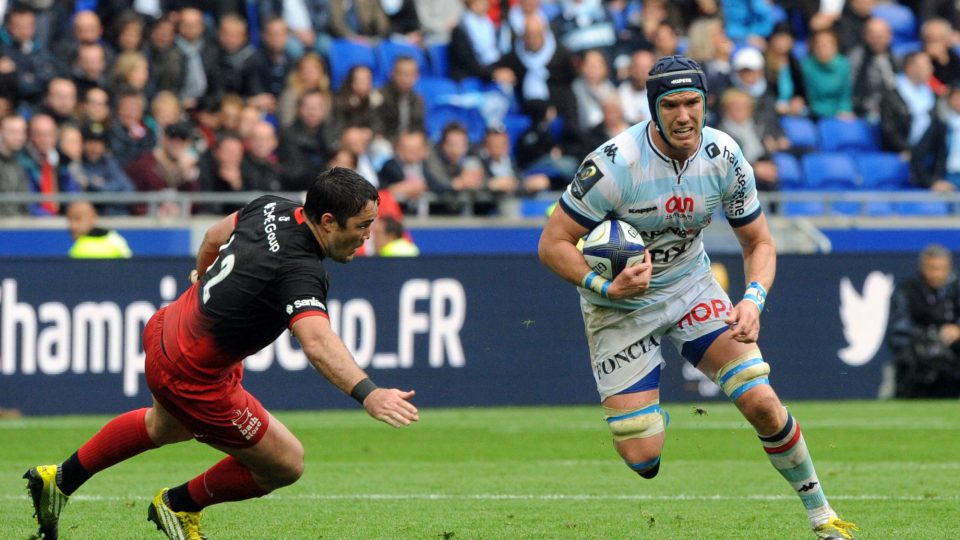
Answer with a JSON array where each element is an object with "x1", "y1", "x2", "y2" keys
[{"x1": 0, "y1": 190, "x2": 958, "y2": 221}]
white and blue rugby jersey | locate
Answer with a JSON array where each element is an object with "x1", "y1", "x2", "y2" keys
[{"x1": 559, "y1": 121, "x2": 763, "y2": 309}]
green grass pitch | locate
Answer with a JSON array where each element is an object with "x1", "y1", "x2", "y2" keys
[{"x1": 2, "y1": 400, "x2": 958, "y2": 539}]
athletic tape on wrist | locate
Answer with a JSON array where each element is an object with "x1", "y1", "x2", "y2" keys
[
  {"x1": 350, "y1": 378, "x2": 378, "y2": 404},
  {"x1": 743, "y1": 281, "x2": 767, "y2": 313},
  {"x1": 581, "y1": 271, "x2": 611, "y2": 298}
]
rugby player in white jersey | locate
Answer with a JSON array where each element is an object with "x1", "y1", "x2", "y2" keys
[{"x1": 539, "y1": 55, "x2": 858, "y2": 539}]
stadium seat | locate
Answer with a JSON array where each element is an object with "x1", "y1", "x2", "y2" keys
[
  {"x1": 801, "y1": 152, "x2": 859, "y2": 190},
  {"x1": 426, "y1": 104, "x2": 488, "y2": 144},
  {"x1": 540, "y1": 2, "x2": 560, "y2": 21},
  {"x1": 427, "y1": 42, "x2": 449, "y2": 78},
  {"x1": 375, "y1": 39, "x2": 428, "y2": 86},
  {"x1": 520, "y1": 198, "x2": 556, "y2": 218},
  {"x1": 772, "y1": 152, "x2": 804, "y2": 190},
  {"x1": 855, "y1": 152, "x2": 911, "y2": 190},
  {"x1": 781, "y1": 200, "x2": 826, "y2": 216},
  {"x1": 891, "y1": 40, "x2": 922, "y2": 60},
  {"x1": 415, "y1": 76, "x2": 459, "y2": 111},
  {"x1": 328, "y1": 39, "x2": 377, "y2": 90},
  {"x1": 897, "y1": 195, "x2": 951, "y2": 216},
  {"x1": 502, "y1": 112, "x2": 533, "y2": 149},
  {"x1": 818, "y1": 118, "x2": 878, "y2": 153},
  {"x1": 872, "y1": 4, "x2": 917, "y2": 44},
  {"x1": 458, "y1": 77, "x2": 489, "y2": 93},
  {"x1": 792, "y1": 40, "x2": 807, "y2": 60},
  {"x1": 780, "y1": 116, "x2": 818, "y2": 151}
]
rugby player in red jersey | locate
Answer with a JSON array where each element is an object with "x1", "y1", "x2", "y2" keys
[{"x1": 24, "y1": 167, "x2": 419, "y2": 539}]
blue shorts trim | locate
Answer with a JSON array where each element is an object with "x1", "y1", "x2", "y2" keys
[
  {"x1": 615, "y1": 366, "x2": 662, "y2": 395},
  {"x1": 680, "y1": 326, "x2": 728, "y2": 366}
]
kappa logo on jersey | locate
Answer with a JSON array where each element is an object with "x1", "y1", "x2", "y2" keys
[
  {"x1": 705, "y1": 142, "x2": 720, "y2": 158},
  {"x1": 571, "y1": 160, "x2": 603, "y2": 200},
  {"x1": 287, "y1": 297, "x2": 326, "y2": 314},
  {"x1": 602, "y1": 144, "x2": 618, "y2": 162}
]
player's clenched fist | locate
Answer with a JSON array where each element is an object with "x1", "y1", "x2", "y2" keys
[
  {"x1": 607, "y1": 248, "x2": 653, "y2": 300},
  {"x1": 363, "y1": 389, "x2": 419, "y2": 428}
]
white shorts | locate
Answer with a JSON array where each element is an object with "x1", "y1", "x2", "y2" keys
[{"x1": 581, "y1": 272, "x2": 733, "y2": 400}]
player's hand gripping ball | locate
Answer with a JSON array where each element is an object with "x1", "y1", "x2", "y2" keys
[{"x1": 581, "y1": 219, "x2": 646, "y2": 280}]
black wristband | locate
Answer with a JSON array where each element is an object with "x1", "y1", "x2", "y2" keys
[{"x1": 350, "y1": 378, "x2": 378, "y2": 404}]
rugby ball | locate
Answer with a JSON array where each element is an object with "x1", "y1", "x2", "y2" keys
[{"x1": 582, "y1": 219, "x2": 646, "y2": 280}]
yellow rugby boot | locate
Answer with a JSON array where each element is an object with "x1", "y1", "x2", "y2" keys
[
  {"x1": 147, "y1": 488, "x2": 207, "y2": 540},
  {"x1": 23, "y1": 464, "x2": 70, "y2": 539},
  {"x1": 814, "y1": 517, "x2": 859, "y2": 539}
]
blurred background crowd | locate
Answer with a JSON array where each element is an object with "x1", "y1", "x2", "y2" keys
[{"x1": 1, "y1": 0, "x2": 959, "y2": 220}]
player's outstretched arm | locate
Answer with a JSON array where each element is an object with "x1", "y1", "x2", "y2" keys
[
  {"x1": 292, "y1": 316, "x2": 419, "y2": 428},
  {"x1": 725, "y1": 213, "x2": 777, "y2": 343}
]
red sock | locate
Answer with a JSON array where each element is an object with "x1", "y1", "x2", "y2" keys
[
  {"x1": 186, "y1": 456, "x2": 267, "y2": 509},
  {"x1": 77, "y1": 408, "x2": 158, "y2": 474}
]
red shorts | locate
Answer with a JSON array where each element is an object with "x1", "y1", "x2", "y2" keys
[{"x1": 144, "y1": 307, "x2": 270, "y2": 448}]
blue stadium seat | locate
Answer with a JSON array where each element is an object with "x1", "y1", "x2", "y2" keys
[
  {"x1": 427, "y1": 43, "x2": 449, "y2": 78},
  {"x1": 502, "y1": 112, "x2": 533, "y2": 149},
  {"x1": 801, "y1": 152, "x2": 859, "y2": 190},
  {"x1": 897, "y1": 195, "x2": 951, "y2": 216},
  {"x1": 818, "y1": 118, "x2": 878, "y2": 152},
  {"x1": 540, "y1": 3, "x2": 560, "y2": 21},
  {"x1": 781, "y1": 201, "x2": 826, "y2": 216},
  {"x1": 792, "y1": 40, "x2": 807, "y2": 60},
  {"x1": 414, "y1": 76, "x2": 459, "y2": 111},
  {"x1": 328, "y1": 39, "x2": 376, "y2": 90},
  {"x1": 426, "y1": 104, "x2": 488, "y2": 144},
  {"x1": 872, "y1": 4, "x2": 917, "y2": 44},
  {"x1": 781, "y1": 116, "x2": 818, "y2": 151},
  {"x1": 855, "y1": 152, "x2": 911, "y2": 190},
  {"x1": 772, "y1": 152, "x2": 803, "y2": 190},
  {"x1": 375, "y1": 39, "x2": 428, "y2": 86},
  {"x1": 458, "y1": 77, "x2": 488, "y2": 93},
  {"x1": 891, "y1": 40, "x2": 922, "y2": 60},
  {"x1": 520, "y1": 198, "x2": 556, "y2": 218}
]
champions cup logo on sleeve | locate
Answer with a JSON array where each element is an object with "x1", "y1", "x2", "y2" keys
[{"x1": 571, "y1": 159, "x2": 603, "y2": 200}]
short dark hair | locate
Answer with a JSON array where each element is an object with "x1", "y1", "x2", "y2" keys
[{"x1": 304, "y1": 167, "x2": 379, "y2": 228}]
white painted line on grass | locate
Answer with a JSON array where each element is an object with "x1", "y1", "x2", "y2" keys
[{"x1": 3, "y1": 493, "x2": 957, "y2": 502}]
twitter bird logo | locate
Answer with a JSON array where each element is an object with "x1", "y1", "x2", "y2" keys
[{"x1": 838, "y1": 271, "x2": 895, "y2": 366}]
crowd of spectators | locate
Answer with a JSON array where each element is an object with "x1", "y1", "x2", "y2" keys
[{"x1": 0, "y1": 0, "x2": 959, "y2": 219}]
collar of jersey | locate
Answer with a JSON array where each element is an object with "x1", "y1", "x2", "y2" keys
[{"x1": 645, "y1": 122, "x2": 704, "y2": 171}]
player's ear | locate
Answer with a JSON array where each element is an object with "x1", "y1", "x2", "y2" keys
[{"x1": 319, "y1": 212, "x2": 339, "y2": 231}]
